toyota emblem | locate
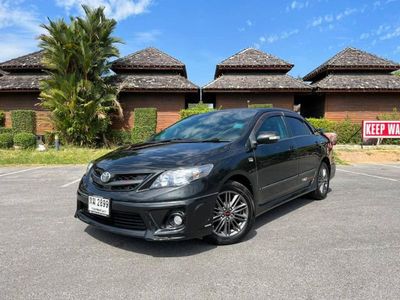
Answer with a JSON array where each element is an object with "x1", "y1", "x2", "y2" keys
[{"x1": 100, "y1": 171, "x2": 111, "y2": 183}]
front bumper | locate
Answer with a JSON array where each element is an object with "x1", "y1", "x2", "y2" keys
[{"x1": 75, "y1": 189, "x2": 217, "y2": 241}]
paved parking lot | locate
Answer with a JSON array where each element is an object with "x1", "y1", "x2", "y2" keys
[{"x1": 1, "y1": 163, "x2": 400, "y2": 299}]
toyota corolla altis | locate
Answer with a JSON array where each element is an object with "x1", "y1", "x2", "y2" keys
[{"x1": 75, "y1": 108, "x2": 335, "y2": 245}]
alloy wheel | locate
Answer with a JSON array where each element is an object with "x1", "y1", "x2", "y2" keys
[
  {"x1": 318, "y1": 165, "x2": 329, "y2": 195},
  {"x1": 212, "y1": 190, "x2": 249, "y2": 238}
]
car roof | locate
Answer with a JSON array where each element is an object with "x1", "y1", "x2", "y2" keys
[{"x1": 209, "y1": 108, "x2": 299, "y2": 116}]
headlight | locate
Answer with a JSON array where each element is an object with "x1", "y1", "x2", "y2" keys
[
  {"x1": 86, "y1": 162, "x2": 94, "y2": 175},
  {"x1": 150, "y1": 164, "x2": 213, "y2": 189}
]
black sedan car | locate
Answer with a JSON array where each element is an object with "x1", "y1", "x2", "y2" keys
[{"x1": 76, "y1": 108, "x2": 335, "y2": 245}]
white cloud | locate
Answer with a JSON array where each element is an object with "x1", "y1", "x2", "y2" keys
[
  {"x1": 258, "y1": 29, "x2": 299, "y2": 45},
  {"x1": 380, "y1": 26, "x2": 400, "y2": 40},
  {"x1": 55, "y1": 0, "x2": 152, "y2": 21},
  {"x1": 0, "y1": 0, "x2": 43, "y2": 34},
  {"x1": 310, "y1": 7, "x2": 358, "y2": 28},
  {"x1": 246, "y1": 20, "x2": 252, "y2": 27},
  {"x1": 286, "y1": 1, "x2": 309, "y2": 11},
  {"x1": 132, "y1": 29, "x2": 161, "y2": 44},
  {"x1": 0, "y1": 0, "x2": 44, "y2": 62}
]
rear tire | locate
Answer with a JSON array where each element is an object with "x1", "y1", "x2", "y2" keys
[
  {"x1": 204, "y1": 181, "x2": 255, "y2": 245},
  {"x1": 309, "y1": 162, "x2": 330, "y2": 200}
]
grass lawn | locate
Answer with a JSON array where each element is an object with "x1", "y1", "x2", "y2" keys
[{"x1": 0, "y1": 147, "x2": 114, "y2": 165}]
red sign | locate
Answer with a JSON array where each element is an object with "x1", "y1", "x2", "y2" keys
[{"x1": 362, "y1": 121, "x2": 400, "y2": 138}]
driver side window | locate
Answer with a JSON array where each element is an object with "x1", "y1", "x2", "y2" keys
[{"x1": 257, "y1": 116, "x2": 288, "y2": 139}]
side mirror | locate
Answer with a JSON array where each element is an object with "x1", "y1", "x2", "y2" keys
[{"x1": 256, "y1": 131, "x2": 280, "y2": 144}]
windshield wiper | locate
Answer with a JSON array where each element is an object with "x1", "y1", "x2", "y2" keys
[{"x1": 199, "y1": 138, "x2": 230, "y2": 143}]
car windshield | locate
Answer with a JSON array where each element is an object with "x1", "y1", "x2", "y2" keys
[{"x1": 151, "y1": 110, "x2": 257, "y2": 142}]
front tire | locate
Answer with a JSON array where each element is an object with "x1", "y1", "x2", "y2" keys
[
  {"x1": 204, "y1": 181, "x2": 255, "y2": 245},
  {"x1": 309, "y1": 162, "x2": 330, "y2": 200}
]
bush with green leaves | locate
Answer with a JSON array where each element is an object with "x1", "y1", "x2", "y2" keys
[
  {"x1": 0, "y1": 110, "x2": 5, "y2": 127},
  {"x1": 0, "y1": 127, "x2": 13, "y2": 134},
  {"x1": 11, "y1": 110, "x2": 36, "y2": 133},
  {"x1": 307, "y1": 117, "x2": 361, "y2": 144},
  {"x1": 0, "y1": 133, "x2": 13, "y2": 149},
  {"x1": 13, "y1": 132, "x2": 37, "y2": 149},
  {"x1": 306, "y1": 118, "x2": 336, "y2": 133},
  {"x1": 248, "y1": 104, "x2": 273, "y2": 108},
  {"x1": 44, "y1": 131, "x2": 65, "y2": 146},
  {"x1": 180, "y1": 102, "x2": 214, "y2": 119},
  {"x1": 131, "y1": 108, "x2": 157, "y2": 144},
  {"x1": 109, "y1": 130, "x2": 131, "y2": 146}
]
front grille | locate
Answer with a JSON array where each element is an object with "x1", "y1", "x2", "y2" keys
[
  {"x1": 81, "y1": 202, "x2": 146, "y2": 231},
  {"x1": 91, "y1": 167, "x2": 153, "y2": 191}
]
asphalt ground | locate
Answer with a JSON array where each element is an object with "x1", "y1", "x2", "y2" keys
[{"x1": 1, "y1": 163, "x2": 400, "y2": 299}]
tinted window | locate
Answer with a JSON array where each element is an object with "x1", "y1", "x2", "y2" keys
[
  {"x1": 151, "y1": 110, "x2": 258, "y2": 142},
  {"x1": 285, "y1": 117, "x2": 313, "y2": 136},
  {"x1": 257, "y1": 116, "x2": 288, "y2": 139}
]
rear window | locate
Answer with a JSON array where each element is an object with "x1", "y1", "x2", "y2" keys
[{"x1": 285, "y1": 117, "x2": 313, "y2": 137}]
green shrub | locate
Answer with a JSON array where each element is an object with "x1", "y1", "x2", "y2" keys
[
  {"x1": 131, "y1": 108, "x2": 157, "y2": 144},
  {"x1": 0, "y1": 133, "x2": 13, "y2": 149},
  {"x1": 11, "y1": 110, "x2": 36, "y2": 133},
  {"x1": 180, "y1": 102, "x2": 214, "y2": 119},
  {"x1": 13, "y1": 132, "x2": 36, "y2": 149},
  {"x1": 307, "y1": 118, "x2": 336, "y2": 133},
  {"x1": 109, "y1": 130, "x2": 131, "y2": 146},
  {"x1": 0, "y1": 127, "x2": 13, "y2": 134},
  {"x1": 306, "y1": 117, "x2": 361, "y2": 144},
  {"x1": 0, "y1": 110, "x2": 5, "y2": 127},
  {"x1": 248, "y1": 104, "x2": 273, "y2": 108}
]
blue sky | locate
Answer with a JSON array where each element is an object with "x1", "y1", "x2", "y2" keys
[{"x1": 1, "y1": 0, "x2": 400, "y2": 85}]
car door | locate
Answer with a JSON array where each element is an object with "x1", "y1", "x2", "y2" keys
[
  {"x1": 253, "y1": 114, "x2": 298, "y2": 205},
  {"x1": 284, "y1": 115, "x2": 321, "y2": 189}
]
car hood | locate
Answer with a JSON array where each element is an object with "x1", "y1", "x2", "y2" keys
[{"x1": 95, "y1": 141, "x2": 231, "y2": 171}]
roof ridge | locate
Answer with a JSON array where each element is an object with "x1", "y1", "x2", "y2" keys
[{"x1": 0, "y1": 50, "x2": 43, "y2": 66}]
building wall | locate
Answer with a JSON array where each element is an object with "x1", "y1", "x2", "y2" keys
[
  {"x1": 0, "y1": 92, "x2": 53, "y2": 134},
  {"x1": 325, "y1": 93, "x2": 400, "y2": 122},
  {"x1": 115, "y1": 92, "x2": 187, "y2": 131},
  {"x1": 215, "y1": 93, "x2": 294, "y2": 110}
]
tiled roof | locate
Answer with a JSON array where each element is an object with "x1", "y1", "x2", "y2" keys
[
  {"x1": 113, "y1": 74, "x2": 198, "y2": 91},
  {"x1": 311, "y1": 73, "x2": 400, "y2": 91},
  {"x1": 111, "y1": 47, "x2": 187, "y2": 76},
  {"x1": 0, "y1": 51, "x2": 44, "y2": 71},
  {"x1": 203, "y1": 74, "x2": 311, "y2": 91},
  {"x1": 304, "y1": 47, "x2": 400, "y2": 81},
  {"x1": 0, "y1": 74, "x2": 47, "y2": 91},
  {"x1": 215, "y1": 48, "x2": 293, "y2": 77}
]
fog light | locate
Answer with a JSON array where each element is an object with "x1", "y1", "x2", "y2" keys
[
  {"x1": 173, "y1": 215, "x2": 183, "y2": 226},
  {"x1": 167, "y1": 211, "x2": 185, "y2": 228}
]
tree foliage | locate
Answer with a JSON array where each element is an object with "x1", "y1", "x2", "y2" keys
[{"x1": 39, "y1": 5, "x2": 122, "y2": 146}]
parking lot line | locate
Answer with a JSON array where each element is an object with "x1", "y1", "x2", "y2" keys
[
  {"x1": 60, "y1": 178, "x2": 81, "y2": 188},
  {"x1": 0, "y1": 167, "x2": 43, "y2": 178},
  {"x1": 371, "y1": 163, "x2": 400, "y2": 169},
  {"x1": 337, "y1": 168, "x2": 399, "y2": 182}
]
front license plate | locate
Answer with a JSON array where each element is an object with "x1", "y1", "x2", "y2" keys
[{"x1": 88, "y1": 196, "x2": 110, "y2": 217}]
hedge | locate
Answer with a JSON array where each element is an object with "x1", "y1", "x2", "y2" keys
[
  {"x1": 109, "y1": 130, "x2": 131, "y2": 146},
  {"x1": 0, "y1": 133, "x2": 14, "y2": 149},
  {"x1": 0, "y1": 110, "x2": 5, "y2": 127},
  {"x1": 11, "y1": 110, "x2": 36, "y2": 133},
  {"x1": 248, "y1": 104, "x2": 273, "y2": 108},
  {"x1": 13, "y1": 132, "x2": 36, "y2": 149},
  {"x1": 180, "y1": 102, "x2": 214, "y2": 119},
  {"x1": 307, "y1": 118, "x2": 362, "y2": 144},
  {"x1": 0, "y1": 127, "x2": 13, "y2": 134},
  {"x1": 131, "y1": 108, "x2": 157, "y2": 144}
]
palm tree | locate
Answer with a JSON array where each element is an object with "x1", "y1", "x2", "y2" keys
[{"x1": 39, "y1": 5, "x2": 122, "y2": 146}]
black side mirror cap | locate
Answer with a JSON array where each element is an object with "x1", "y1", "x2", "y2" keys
[{"x1": 256, "y1": 131, "x2": 280, "y2": 144}]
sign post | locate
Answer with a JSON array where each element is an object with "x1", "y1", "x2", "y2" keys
[{"x1": 362, "y1": 120, "x2": 400, "y2": 147}]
